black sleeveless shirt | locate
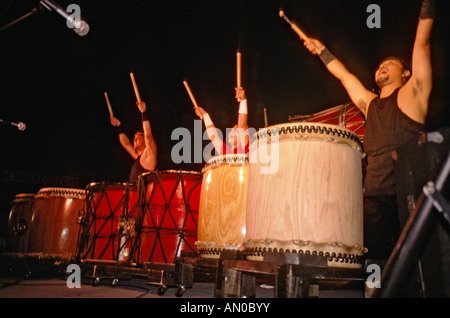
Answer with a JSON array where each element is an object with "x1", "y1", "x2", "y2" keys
[
  {"x1": 363, "y1": 88, "x2": 425, "y2": 196},
  {"x1": 129, "y1": 156, "x2": 148, "y2": 184}
]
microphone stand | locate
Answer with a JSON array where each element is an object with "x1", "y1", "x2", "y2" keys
[{"x1": 0, "y1": 7, "x2": 38, "y2": 33}]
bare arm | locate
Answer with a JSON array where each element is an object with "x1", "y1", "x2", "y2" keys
[
  {"x1": 398, "y1": 7, "x2": 434, "y2": 123},
  {"x1": 195, "y1": 106, "x2": 223, "y2": 155},
  {"x1": 137, "y1": 101, "x2": 157, "y2": 171},
  {"x1": 304, "y1": 39, "x2": 377, "y2": 117},
  {"x1": 110, "y1": 116, "x2": 140, "y2": 159}
]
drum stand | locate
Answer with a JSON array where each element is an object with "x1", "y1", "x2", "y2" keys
[
  {"x1": 215, "y1": 250, "x2": 365, "y2": 298},
  {"x1": 375, "y1": 147, "x2": 450, "y2": 298},
  {"x1": 76, "y1": 183, "x2": 140, "y2": 286}
]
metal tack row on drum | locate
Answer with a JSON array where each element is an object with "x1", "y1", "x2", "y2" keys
[{"x1": 5, "y1": 121, "x2": 367, "y2": 270}]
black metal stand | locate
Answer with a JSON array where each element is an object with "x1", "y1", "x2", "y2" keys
[
  {"x1": 216, "y1": 251, "x2": 365, "y2": 298},
  {"x1": 375, "y1": 148, "x2": 450, "y2": 298}
]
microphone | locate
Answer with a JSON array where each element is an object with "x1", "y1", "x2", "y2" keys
[
  {"x1": 0, "y1": 118, "x2": 26, "y2": 131},
  {"x1": 39, "y1": 0, "x2": 90, "y2": 36}
]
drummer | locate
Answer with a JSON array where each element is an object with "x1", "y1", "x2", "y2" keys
[
  {"x1": 195, "y1": 87, "x2": 250, "y2": 156},
  {"x1": 110, "y1": 100, "x2": 157, "y2": 184},
  {"x1": 302, "y1": 0, "x2": 435, "y2": 261}
]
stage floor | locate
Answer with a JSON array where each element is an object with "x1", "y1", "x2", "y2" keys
[{"x1": 0, "y1": 274, "x2": 363, "y2": 299}]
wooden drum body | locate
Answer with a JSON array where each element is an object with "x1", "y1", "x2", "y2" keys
[
  {"x1": 27, "y1": 188, "x2": 85, "y2": 259},
  {"x1": 137, "y1": 170, "x2": 202, "y2": 264},
  {"x1": 196, "y1": 154, "x2": 248, "y2": 258},
  {"x1": 245, "y1": 123, "x2": 366, "y2": 268},
  {"x1": 5, "y1": 193, "x2": 36, "y2": 254}
]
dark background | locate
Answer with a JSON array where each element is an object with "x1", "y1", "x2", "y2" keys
[{"x1": 0, "y1": 0, "x2": 449, "y2": 241}]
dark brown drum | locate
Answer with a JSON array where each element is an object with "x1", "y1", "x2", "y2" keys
[
  {"x1": 27, "y1": 187, "x2": 85, "y2": 259},
  {"x1": 5, "y1": 193, "x2": 36, "y2": 254}
]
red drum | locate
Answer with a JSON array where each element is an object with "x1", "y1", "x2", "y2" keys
[
  {"x1": 5, "y1": 193, "x2": 36, "y2": 254},
  {"x1": 77, "y1": 182, "x2": 138, "y2": 262},
  {"x1": 27, "y1": 188, "x2": 85, "y2": 259},
  {"x1": 136, "y1": 170, "x2": 202, "y2": 264},
  {"x1": 289, "y1": 103, "x2": 365, "y2": 142}
]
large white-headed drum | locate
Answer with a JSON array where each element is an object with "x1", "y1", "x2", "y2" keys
[
  {"x1": 244, "y1": 122, "x2": 366, "y2": 268},
  {"x1": 196, "y1": 154, "x2": 248, "y2": 258}
]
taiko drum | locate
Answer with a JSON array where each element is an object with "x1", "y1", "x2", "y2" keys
[
  {"x1": 196, "y1": 154, "x2": 248, "y2": 258},
  {"x1": 244, "y1": 123, "x2": 366, "y2": 268},
  {"x1": 136, "y1": 170, "x2": 202, "y2": 264},
  {"x1": 5, "y1": 193, "x2": 36, "y2": 254},
  {"x1": 27, "y1": 187, "x2": 85, "y2": 259},
  {"x1": 77, "y1": 182, "x2": 138, "y2": 262}
]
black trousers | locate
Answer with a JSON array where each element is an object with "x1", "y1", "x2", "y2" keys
[{"x1": 363, "y1": 195, "x2": 400, "y2": 260}]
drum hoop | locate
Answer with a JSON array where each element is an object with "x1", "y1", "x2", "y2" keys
[
  {"x1": 12, "y1": 194, "x2": 36, "y2": 201},
  {"x1": 139, "y1": 169, "x2": 201, "y2": 179},
  {"x1": 85, "y1": 182, "x2": 137, "y2": 192},
  {"x1": 36, "y1": 187, "x2": 86, "y2": 199},
  {"x1": 202, "y1": 154, "x2": 249, "y2": 172},
  {"x1": 11, "y1": 195, "x2": 36, "y2": 206},
  {"x1": 250, "y1": 122, "x2": 363, "y2": 153}
]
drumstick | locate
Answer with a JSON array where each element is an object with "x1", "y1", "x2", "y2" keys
[
  {"x1": 183, "y1": 80, "x2": 199, "y2": 109},
  {"x1": 104, "y1": 91, "x2": 114, "y2": 117},
  {"x1": 236, "y1": 50, "x2": 242, "y2": 102},
  {"x1": 129, "y1": 72, "x2": 142, "y2": 104},
  {"x1": 279, "y1": 9, "x2": 321, "y2": 54},
  {"x1": 264, "y1": 107, "x2": 268, "y2": 127}
]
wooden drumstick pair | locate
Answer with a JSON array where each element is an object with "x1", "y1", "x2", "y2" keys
[{"x1": 104, "y1": 72, "x2": 143, "y2": 118}]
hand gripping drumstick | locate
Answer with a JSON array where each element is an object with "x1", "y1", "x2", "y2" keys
[
  {"x1": 279, "y1": 9, "x2": 321, "y2": 54},
  {"x1": 129, "y1": 72, "x2": 142, "y2": 104}
]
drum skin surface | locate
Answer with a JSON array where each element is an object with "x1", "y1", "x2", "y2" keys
[
  {"x1": 196, "y1": 154, "x2": 248, "y2": 258},
  {"x1": 289, "y1": 103, "x2": 365, "y2": 143},
  {"x1": 245, "y1": 123, "x2": 366, "y2": 268},
  {"x1": 27, "y1": 188, "x2": 85, "y2": 259}
]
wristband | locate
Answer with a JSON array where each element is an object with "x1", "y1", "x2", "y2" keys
[
  {"x1": 142, "y1": 110, "x2": 150, "y2": 122},
  {"x1": 238, "y1": 99, "x2": 248, "y2": 114},
  {"x1": 116, "y1": 125, "x2": 124, "y2": 134},
  {"x1": 420, "y1": 0, "x2": 435, "y2": 19},
  {"x1": 319, "y1": 48, "x2": 336, "y2": 66}
]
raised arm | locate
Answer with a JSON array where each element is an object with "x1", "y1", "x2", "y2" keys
[
  {"x1": 398, "y1": 0, "x2": 434, "y2": 123},
  {"x1": 235, "y1": 87, "x2": 248, "y2": 129},
  {"x1": 110, "y1": 116, "x2": 140, "y2": 159},
  {"x1": 137, "y1": 101, "x2": 157, "y2": 171},
  {"x1": 304, "y1": 39, "x2": 378, "y2": 117},
  {"x1": 194, "y1": 106, "x2": 224, "y2": 155}
]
